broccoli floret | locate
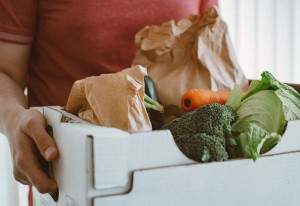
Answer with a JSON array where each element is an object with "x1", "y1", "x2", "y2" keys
[
  {"x1": 162, "y1": 103, "x2": 237, "y2": 162},
  {"x1": 175, "y1": 133, "x2": 229, "y2": 162}
]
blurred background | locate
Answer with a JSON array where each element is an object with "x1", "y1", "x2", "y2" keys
[
  {"x1": 219, "y1": 0, "x2": 300, "y2": 83},
  {"x1": 0, "y1": 0, "x2": 299, "y2": 205}
]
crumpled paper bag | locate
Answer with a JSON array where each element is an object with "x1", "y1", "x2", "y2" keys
[
  {"x1": 132, "y1": 6, "x2": 248, "y2": 122},
  {"x1": 65, "y1": 65, "x2": 152, "y2": 133}
]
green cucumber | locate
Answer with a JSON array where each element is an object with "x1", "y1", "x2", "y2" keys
[
  {"x1": 144, "y1": 76, "x2": 159, "y2": 102},
  {"x1": 144, "y1": 76, "x2": 164, "y2": 130}
]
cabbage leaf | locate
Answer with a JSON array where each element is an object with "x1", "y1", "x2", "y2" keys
[{"x1": 226, "y1": 71, "x2": 300, "y2": 160}]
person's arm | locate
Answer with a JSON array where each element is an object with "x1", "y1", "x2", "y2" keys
[{"x1": 0, "y1": 40, "x2": 59, "y2": 198}]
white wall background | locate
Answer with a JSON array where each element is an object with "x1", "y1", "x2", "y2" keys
[
  {"x1": 219, "y1": 0, "x2": 300, "y2": 83},
  {"x1": 0, "y1": 1, "x2": 299, "y2": 206}
]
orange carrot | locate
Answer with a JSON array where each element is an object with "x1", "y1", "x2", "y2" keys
[{"x1": 181, "y1": 89, "x2": 231, "y2": 112}]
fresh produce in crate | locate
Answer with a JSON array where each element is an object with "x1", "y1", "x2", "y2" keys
[
  {"x1": 162, "y1": 103, "x2": 237, "y2": 162},
  {"x1": 144, "y1": 76, "x2": 164, "y2": 130},
  {"x1": 171, "y1": 71, "x2": 300, "y2": 162},
  {"x1": 181, "y1": 89, "x2": 231, "y2": 112},
  {"x1": 226, "y1": 71, "x2": 300, "y2": 160}
]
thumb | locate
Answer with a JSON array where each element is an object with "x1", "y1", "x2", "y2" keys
[
  {"x1": 34, "y1": 126, "x2": 58, "y2": 161},
  {"x1": 30, "y1": 125, "x2": 58, "y2": 161},
  {"x1": 32, "y1": 124, "x2": 58, "y2": 161},
  {"x1": 22, "y1": 112, "x2": 59, "y2": 161}
]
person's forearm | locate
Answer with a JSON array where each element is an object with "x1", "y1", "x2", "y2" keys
[
  {"x1": 0, "y1": 71, "x2": 28, "y2": 134},
  {"x1": 0, "y1": 41, "x2": 59, "y2": 197}
]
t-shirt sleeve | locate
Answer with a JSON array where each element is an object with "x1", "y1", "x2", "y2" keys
[
  {"x1": 200, "y1": 0, "x2": 218, "y2": 13},
  {"x1": 0, "y1": 0, "x2": 38, "y2": 44}
]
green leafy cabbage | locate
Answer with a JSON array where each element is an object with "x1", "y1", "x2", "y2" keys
[{"x1": 227, "y1": 71, "x2": 300, "y2": 160}]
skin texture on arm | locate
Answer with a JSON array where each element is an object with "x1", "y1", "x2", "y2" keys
[{"x1": 0, "y1": 40, "x2": 59, "y2": 200}]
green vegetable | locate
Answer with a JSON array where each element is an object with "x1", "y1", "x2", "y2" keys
[
  {"x1": 232, "y1": 90, "x2": 286, "y2": 134},
  {"x1": 144, "y1": 76, "x2": 164, "y2": 130},
  {"x1": 144, "y1": 93, "x2": 164, "y2": 113},
  {"x1": 236, "y1": 123, "x2": 281, "y2": 161},
  {"x1": 144, "y1": 76, "x2": 159, "y2": 102},
  {"x1": 241, "y1": 71, "x2": 300, "y2": 121},
  {"x1": 227, "y1": 71, "x2": 300, "y2": 160},
  {"x1": 161, "y1": 103, "x2": 237, "y2": 162}
]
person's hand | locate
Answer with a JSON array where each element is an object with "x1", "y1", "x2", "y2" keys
[{"x1": 5, "y1": 108, "x2": 59, "y2": 200}]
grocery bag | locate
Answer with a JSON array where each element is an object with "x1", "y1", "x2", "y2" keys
[
  {"x1": 65, "y1": 65, "x2": 152, "y2": 132},
  {"x1": 132, "y1": 6, "x2": 248, "y2": 122}
]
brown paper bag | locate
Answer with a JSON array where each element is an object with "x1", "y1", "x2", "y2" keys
[
  {"x1": 65, "y1": 65, "x2": 152, "y2": 133},
  {"x1": 132, "y1": 6, "x2": 248, "y2": 122}
]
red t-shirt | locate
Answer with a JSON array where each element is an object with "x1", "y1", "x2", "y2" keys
[{"x1": 0, "y1": 0, "x2": 217, "y2": 107}]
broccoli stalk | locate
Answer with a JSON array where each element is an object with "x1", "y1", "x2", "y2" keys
[
  {"x1": 144, "y1": 93, "x2": 164, "y2": 113},
  {"x1": 161, "y1": 103, "x2": 237, "y2": 162}
]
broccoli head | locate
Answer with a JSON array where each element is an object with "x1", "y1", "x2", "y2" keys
[{"x1": 161, "y1": 103, "x2": 237, "y2": 162}]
